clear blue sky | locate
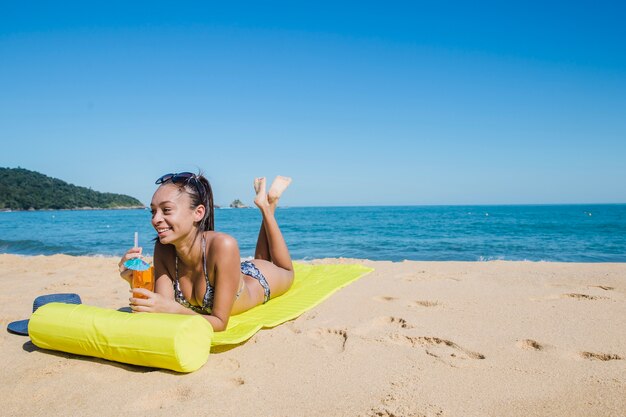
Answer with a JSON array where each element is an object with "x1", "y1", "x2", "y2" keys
[{"x1": 1, "y1": 1, "x2": 625, "y2": 206}]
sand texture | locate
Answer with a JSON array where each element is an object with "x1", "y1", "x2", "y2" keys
[{"x1": 1, "y1": 254, "x2": 625, "y2": 416}]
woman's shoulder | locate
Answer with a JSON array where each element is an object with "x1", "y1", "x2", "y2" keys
[
  {"x1": 205, "y1": 231, "x2": 239, "y2": 259},
  {"x1": 206, "y1": 231, "x2": 238, "y2": 250}
]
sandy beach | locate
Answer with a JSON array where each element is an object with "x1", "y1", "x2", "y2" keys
[{"x1": 0, "y1": 254, "x2": 624, "y2": 416}]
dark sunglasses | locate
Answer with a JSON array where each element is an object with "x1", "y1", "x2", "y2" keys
[{"x1": 155, "y1": 172, "x2": 206, "y2": 202}]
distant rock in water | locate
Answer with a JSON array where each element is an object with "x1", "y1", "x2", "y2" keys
[
  {"x1": 0, "y1": 167, "x2": 145, "y2": 211},
  {"x1": 229, "y1": 199, "x2": 248, "y2": 209}
]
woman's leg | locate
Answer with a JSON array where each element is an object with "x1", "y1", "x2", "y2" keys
[
  {"x1": 253, "y1": 176, "x2": 293, "y2": 271},
  {"x1": 253, "y1": 178, "x2": 271, "y2": 262},
  {"x1": 246, "y1": 176, "x2": 294, "y2": 303}
]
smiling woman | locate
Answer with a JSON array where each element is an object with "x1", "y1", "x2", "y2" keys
[{"x1": 117, "y1": 171, "x2": 295, "y2": 332}]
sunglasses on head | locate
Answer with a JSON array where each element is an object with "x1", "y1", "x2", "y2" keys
[{"x1": 155, "y1": 172, "x2": 206, "y2": 201}]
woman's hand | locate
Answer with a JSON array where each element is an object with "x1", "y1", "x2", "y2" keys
[
  {"x1": 118, "y1": 247, "x2": 142, "y2": 283},
  {"x1": 129, "y1": 289, "x2": 182, "y2": 314}
]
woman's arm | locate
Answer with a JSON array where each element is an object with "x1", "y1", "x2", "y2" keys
[{"x1": 205, "y1": 234, "x2": 242, "y2": 332}]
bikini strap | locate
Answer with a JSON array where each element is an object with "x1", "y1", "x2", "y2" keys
[
  {"x1": 174, "y1": 251, "x2": 184, "y2": 303},
  {"x1": 174, "y1": 234, "x2": 212, "y2": 310},
  {"x1": 201, "y1": 234, "x2": 208, "y2": 281}
]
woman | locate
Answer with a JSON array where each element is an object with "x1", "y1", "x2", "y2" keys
[{"x1": 118, "y1": 172, "x2": 294, "y2": 332}]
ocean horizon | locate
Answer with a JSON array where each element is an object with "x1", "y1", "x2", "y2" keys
[{"x1": 1, "y1": 204, "x2": 625, "y2": 262}]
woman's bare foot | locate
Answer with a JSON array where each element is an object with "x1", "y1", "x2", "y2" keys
[
  {"x1": 268, "y1": 176, "x2": 292, "y2": 205},
  {"x1": 254, "y1": 177, "x2": 269, "y2": 209}
]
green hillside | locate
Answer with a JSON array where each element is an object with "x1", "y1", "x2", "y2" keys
[{"x1": 0, "y1": 167, "x2": 144, "y2": 210}]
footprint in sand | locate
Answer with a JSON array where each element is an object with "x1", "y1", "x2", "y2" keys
[
  {"x1": 373, "y1": 295, "x2": 399, "y2": 302},
  {"x1": 211, "y1": 357, "x2": 241, "y2": 373},
  {"x1": 301, "y1": 311, "x2": 318, "y2": 321},
  {"x1": 307, "y1": 328, "x2": 348, "y2": 353},
  {"x1": 579, "y1": 351, "x2": 623, "y2": 361},
  {"x1": 25, "y1": 358, "x2": 67, "y2": 379},
  {"x1": 44, "y1": 282, "x2": 72, "y2": 290},
  {"x1": 562, "y1": 293, "x2": 608, "y2": 300},
  {"x1": 386, "y1": 334, "x2": 485, "y2": 362},
  {"x1": 591, "y1": 285, "x2": 614, "y2": 291},
  {"x1": 410, "y1": 300, "x2": 440, "y2": 308},
  {"x1": 367, "y1": 401, "x2": 443, "y2": 417},
  {"x1": 517, "y1": 339, "x2": 548, "y2": 351},
  {"x1": 373, "y1": 316, "x2": 414, "y2": 329},
  {"x1": 401, "y1": 271, "x2": 427, "y2": 282},
  {"x1": 367, "y1": 378, "x2": 445, "y2": 417},
  {"x1": 285, "y1": 321, "x2": 303, "y2": 334},
  {"x1": 230, "y1": 377, "x2": 246, "y2": 387},
  {"x1": 133, "y1": 385, "x2": 194, "y2": 410},
  {"x1": 205, "y1": 358, "x2": 246, "y2": 389}
]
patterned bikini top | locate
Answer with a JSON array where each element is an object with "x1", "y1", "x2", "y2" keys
[{"x1": 173, "y1": 235, "x2": 214, "y2": 314}]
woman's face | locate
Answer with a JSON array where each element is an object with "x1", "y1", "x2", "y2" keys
[{"x1": 150, "y1": 184, "x2": 203, "y2": 245}]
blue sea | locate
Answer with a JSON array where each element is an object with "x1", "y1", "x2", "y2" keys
[{"x1": 1, "y1": 205, "x2": 625, "y2": 262}]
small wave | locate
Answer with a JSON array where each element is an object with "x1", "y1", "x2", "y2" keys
[
  {"x1": 84, "y1": 253, "x2": 122, "y2": 259},
  {"x1": 476, "y1": 255, "x2": 555, "y2": 262},
  {"x1": 0, "y1": 239, "x2": 83, "y2": 256},
  {"x1": 477, "y1": 255, "x2": 508, "y2": 262}
]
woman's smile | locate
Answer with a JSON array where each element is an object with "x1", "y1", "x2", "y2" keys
[{"x1": 156, "y1": 226, "x2": 172, "y2": 236}]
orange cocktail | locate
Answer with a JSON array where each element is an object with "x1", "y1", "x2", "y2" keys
[{"x1": 132, "y1": 266, "x2": 154, "y2": 299}]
